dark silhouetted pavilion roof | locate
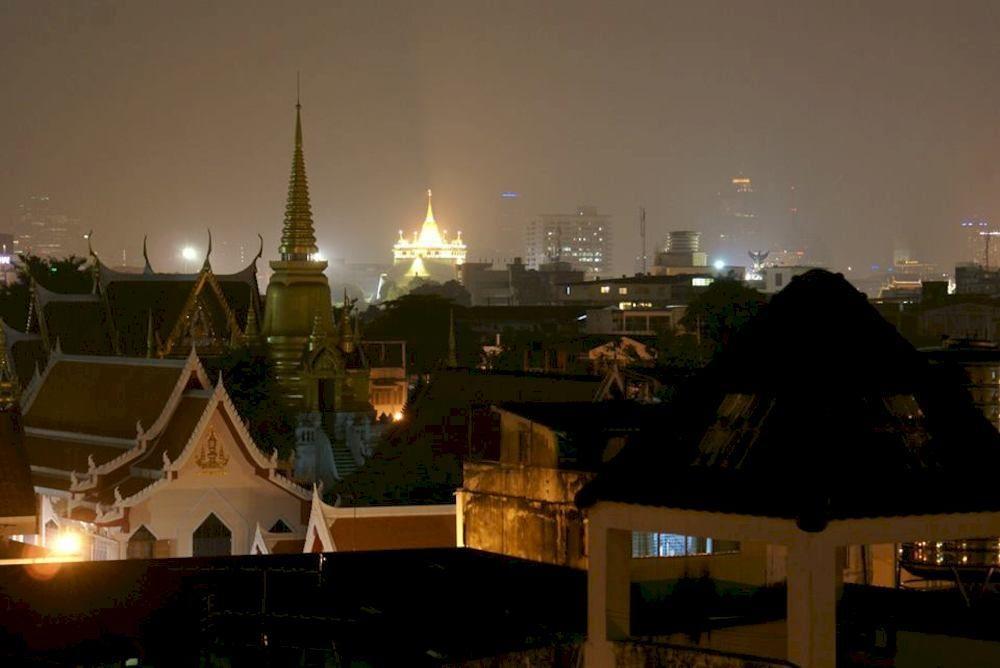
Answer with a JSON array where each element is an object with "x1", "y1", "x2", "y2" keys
[
  {"x1": 0, "y1": 410, "x2": 38, "y2": 521},
  {"x1": 577, "y1": 269, "x2": 1000, "y2": 529}
]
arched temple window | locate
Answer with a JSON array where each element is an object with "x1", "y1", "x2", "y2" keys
[
  {"x1": 126, "y1": 526, "x2": 157, "y2": 560},
  {"x1": 193, "y1": 513, "x2": 232, "y2": 557}
]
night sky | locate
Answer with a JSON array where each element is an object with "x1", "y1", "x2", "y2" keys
[{"x1": 1, "y1": 1, "x2": 998, "y2": 273}]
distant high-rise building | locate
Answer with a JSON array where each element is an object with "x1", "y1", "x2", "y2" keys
[
  {"x1": 12, "y1": 195, "x2": 85, "y2": 258},
  {"x1": 488, "y1": 191, "x2": 524, "y2": 265},
  {"x1": 709, "y1": 175, "x2": 759, "y2": 262},
  {"x1": 960, "y1": 218, "x2": 994, "y2": 266},
  {"x1": 0, "y1": 232, "x2": 14, "y2": 285},
  {"x1": 525, "y1": 206, "x2": 612, "y2": 277}
]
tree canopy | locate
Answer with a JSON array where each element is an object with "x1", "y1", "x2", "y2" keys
[{"x1": 0, "y1": 254, "x2": 92, "y2": 329}]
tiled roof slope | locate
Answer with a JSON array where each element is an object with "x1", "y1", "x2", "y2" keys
[
  {"x1": 578, "y1": 269, "x2": 1000, "y2": 529},
  {"x1": 24, "y1": 357, "x2": 185, "y2": 439}
]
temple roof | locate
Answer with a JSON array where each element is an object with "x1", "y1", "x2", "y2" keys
[
  {"x1": 577, "y1": 269, "x2": 1000, "y2": 528},
  {"x1": 23, "y1": 355, "x2": 191, "y2": 440}
]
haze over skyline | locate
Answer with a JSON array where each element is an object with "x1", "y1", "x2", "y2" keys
[{"x1": 2, "y1": 0, "x2": 999, "y2": 274}]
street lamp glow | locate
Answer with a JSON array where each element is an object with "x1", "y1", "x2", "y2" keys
[
  {"x1": 51, "y1": 530, "x2": 83, "y2": 558},
  {"x1": 181, "y1": 246, "x2": 198, "y2": 262},
  {"x1": 713, "y1": 259, "x2": 726, "y2": 271}
]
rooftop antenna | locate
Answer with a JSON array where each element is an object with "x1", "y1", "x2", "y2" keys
[{"x1": 639, "y1": 206, "x2": 647, "y2": 274}]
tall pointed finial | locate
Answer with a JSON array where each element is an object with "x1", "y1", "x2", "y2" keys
[
  {"x1": 446, "y1": 308, "x2": 457, "y2": 368},
  {"x1": 425, "y1": 189, "x2": 435, "y2": 224},
  {"x1": 339, "y1": 290, "x2": 355, "y2": 350},
  {"x1": 278, "y1": 86, "x2": 319, "y2": 262},
  {"x1": 416, "y1": 188, "x2": 444, "y2": 246},
  {"x1": 243, "y1": 305, "x2": 261, "y2": 348},
  {"x1": 297, "y1": 71, "x2": 301, "y2": 109}
]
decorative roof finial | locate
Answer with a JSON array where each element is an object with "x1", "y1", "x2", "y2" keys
[
  {"x1": 202, "y1": 229, "x2": 213, "y2": 271},
  {"x1": 142, "y1": 235, "x2": 154, "y2": 274},
  {"x1": 425, "y1": 189, "x2": 435, "y2": 224}
]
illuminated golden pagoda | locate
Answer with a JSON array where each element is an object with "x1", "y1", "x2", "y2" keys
[
  {"x1": 261, "y1": 97, "x2": 335, "y2": 407},
  {"x1": 392, "y1": 190, "x2": 467, "y2": 280}
]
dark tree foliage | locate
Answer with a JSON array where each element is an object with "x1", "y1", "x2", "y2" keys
[
  {"x1": 202, "y1": 347, "x2": 297, "y2": 459},
  {"x1": 334, "y1": 427, "x2": 461, "y2": 506},
  {"x1": 407, "y1": 279, "x2": 472, "y2": 307},
  {"x1": 363, "y1": 294, "x2": 478, "y2": 374},
  {"x1": 0, "y1": 254, "x2": 91, "y2": 329},
  {"x1": 677, "y1": 278, "x2": 768, "y2": 359}
]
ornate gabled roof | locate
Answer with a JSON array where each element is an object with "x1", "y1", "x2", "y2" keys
[
  {"x1": 84, "y1": 376, "x2": 309, "y2": 514},
  {"x1": 577, "y1": 270, "x2": 1000, "y2": 528},
  {"x1": 279, "y1": 100, "x2": 318, "y2": 261}
]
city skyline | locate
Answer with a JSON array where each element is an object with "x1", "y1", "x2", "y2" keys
[{"x1": 2, "y1": 1, "x2": 999, "y2": 275}]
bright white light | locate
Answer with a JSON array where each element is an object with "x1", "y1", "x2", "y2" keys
[
  {"x1": 51, "y1": 530, "x2": 82, "y2": 557},
  {"x1": 392, "y1": 411, "x2": 404, "y2": 422},
  {"x1": 180, "y1": 247, "x2": 198, "y2": 261},
  {"x1": 311, "y1": 251, "x2": 326, "y2": 262},
  {"x1": 713, "y1": 260, "x2": 726, "y2": 271}
]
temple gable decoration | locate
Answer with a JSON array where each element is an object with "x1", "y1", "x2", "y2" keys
[{"x1": 195, "y1": 427, "x2": 229, "y2": 474}]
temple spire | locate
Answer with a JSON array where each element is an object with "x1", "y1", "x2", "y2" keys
[
  {"x1": 417, "y1": 188, "x2": 444, "y2": 246},
  {"x1": 425, "y1": 189, "x2": 435, "y2": 225},
  {"x1": 279, "y1": 95, "x2": 318, "y2": 262}
]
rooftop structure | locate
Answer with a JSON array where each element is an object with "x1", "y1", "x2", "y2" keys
[{"x1": 576, "y1": 269, "x2": 1000, "y2": 667}]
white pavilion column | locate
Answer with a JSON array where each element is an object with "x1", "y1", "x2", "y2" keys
[
  {"x1": 585, "y1": 513, "x2": 631, "y2": 668},
  {"x1": 454, "y1": 489, "x2": 465, "y2": 547},
  {"x1": 787, "y1": 538, "x2": 839, "y2": 668}
]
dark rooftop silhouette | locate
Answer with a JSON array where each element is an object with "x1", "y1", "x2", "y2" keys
[{"x1": 578, "y1": 269, "x2": 1000, "y2": 530}]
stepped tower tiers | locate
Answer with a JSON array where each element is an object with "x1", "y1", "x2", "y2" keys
[
  {"x1": 262, "y1": 99, "x2": 335, "y2": 408},
  {"x1": 391, "y1": 190, "x2": 467, "y2": 285}
]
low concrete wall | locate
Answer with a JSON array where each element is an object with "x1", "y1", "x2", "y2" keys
[{"x1": 613, "y1": 640, "x2": 793, "y2": 668}]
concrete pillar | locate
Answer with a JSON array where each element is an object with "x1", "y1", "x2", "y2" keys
[
  {"x1": 787, "y1": 540, "x2": 839, "y2": 668},
  {"x1": 585, "y1": 519, "x2": 631, "y2": 668}
]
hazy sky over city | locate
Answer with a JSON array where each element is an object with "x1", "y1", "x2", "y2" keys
[{"x1": 1, "y1": 0, "x2": 999, "y2": 273}]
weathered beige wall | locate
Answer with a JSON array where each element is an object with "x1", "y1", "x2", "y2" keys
[{"x1": 497, "y1": 412, "x2": 560, "y2": 467}]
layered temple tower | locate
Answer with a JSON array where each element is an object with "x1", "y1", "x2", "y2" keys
[{"x1": 262, "y1": 99, "x2": 336, "y2": 408}]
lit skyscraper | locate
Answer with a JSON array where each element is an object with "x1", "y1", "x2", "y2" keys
[
  {"x1": 12, "y1": 195, "x2": 85, "y2": 258},
  {"x1": 525, "y1": 205, "x2": 612, "y2": 276}
]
